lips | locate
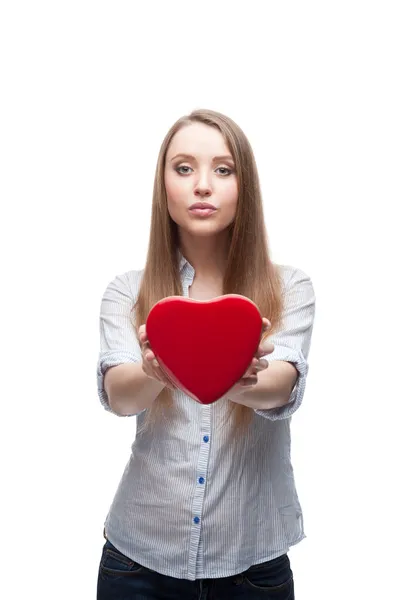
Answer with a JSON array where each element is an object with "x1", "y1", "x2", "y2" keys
[{"x1": 189, "y1": 202, "x2": 217, "y2": 211}]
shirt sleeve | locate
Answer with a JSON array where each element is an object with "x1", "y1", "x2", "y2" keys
[
  {"x1": 254, "y1": 267, "x2": 316, "y2": 421},
  {"x1": 97, "y1": 272, "x2": 142, "y2": 415}
]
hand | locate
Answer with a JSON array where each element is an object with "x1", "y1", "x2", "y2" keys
[
  {"x1": 138, "y1": 324, "x2": 176, "y2": 391},
  {"x1": 225, "y1": 318, "x2": 275, "y2": 400}
]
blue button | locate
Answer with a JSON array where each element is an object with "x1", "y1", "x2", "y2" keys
[
  {"x1": 203, "y1": 436, "x2": 209, "y2": 443},
  {"x1": 193, "y1": 516, "x2": 200, "y2": 524},
  {"x1": 199, "y1": 477, "x2": 205, "y2": 484}
]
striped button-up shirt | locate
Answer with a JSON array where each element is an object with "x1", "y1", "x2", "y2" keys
[{"x1": 97, "y1": 255, "x2": 316, "y2": 581}]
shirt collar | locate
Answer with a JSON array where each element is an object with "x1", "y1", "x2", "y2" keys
[
  {"x1": 178, "y1": 251, "x2": 192, "y2": 272},
  {"x1": 177, "y1": 251, "x2": 195, "y2": 283}
]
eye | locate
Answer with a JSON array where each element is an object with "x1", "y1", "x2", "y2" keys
[
  {"x1": 175, "y1": 165, "x2": 193, "y2": 175},
  {"x1": 215, "y1": 167, "x2": 234, "y2": 176}
]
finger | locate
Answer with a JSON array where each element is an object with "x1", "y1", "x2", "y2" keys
[
  {"x1": 142, "y1": 358, "x2": 174, "y2": 389},
  {"x1": 256, "y1": 342, "x2": 274, "y2": 358},
  {"x1": 144, "y1": 349, "x2": 155, "y2": 362},
  {"x1": 141, "y1": 339, "x2": 151, "y2": 353},
  {"x1": 153, "y1": 363, "x2": 176, "y2": 389},
  {"x1": 242, "y1": 358, "x2": 257, "y2": 377},
  {"x1": 160, "y1": 373, "x2": 176, "y2": 390},
  {"x1": 256, "y1": 358, "x2": 269, "y2": 371},
  {"x1": 246, "y1": 358, "x2": 268, "y2": 375},
  {"x1": 139, "y1": 329, "x2": 148, "y2": 345},
  {"x1": 240, "y1": 375, "x2": 258, "y2": 387},
  {"x1": 163, "y1": 379, "x2": 176, "y2": 391},
  {"x1": 262, "y1": 318, "x2": 271, "y2": 333}
]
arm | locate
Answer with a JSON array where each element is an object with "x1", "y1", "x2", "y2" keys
[
  {"x1": 97, "y1": 272, "x2": 165, "y2": 417},
  {"x1": 104, "y1": 363, "x2": 164, "y2": 416},
  {"x1": 230, "y1": 267, "x2": 315, "y2": 419},
  {"x1": 232, "y1": 360, "x2": 298, "y2": 410}
]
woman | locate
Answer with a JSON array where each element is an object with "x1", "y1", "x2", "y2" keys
[{"x1": 96, "y1": 109, "x2": 315, "y2": 599}]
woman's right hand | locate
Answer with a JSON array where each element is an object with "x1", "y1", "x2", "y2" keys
[{"x1": 138, "y1": 324, "x2": 176, "y2": 391}]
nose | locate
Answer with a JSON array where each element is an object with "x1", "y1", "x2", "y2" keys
[
  {"x1": 194, "y1": 170, "x2": 212, "y2": 198},
  {"x1": 194, "y1": 186, "x2": 211, "y2": 198}
]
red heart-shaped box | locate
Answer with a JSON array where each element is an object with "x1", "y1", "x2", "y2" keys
[{"x1": 146, "y1": 295, "x2": 263, "y2": 404}]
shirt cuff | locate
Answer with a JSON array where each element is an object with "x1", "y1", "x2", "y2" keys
[
  {"x1": 97, "y1": 350, "x2": 140, "y2": 416},
  {"x1": 254, "y1": 348, "x2": 309, "y2": 421}
]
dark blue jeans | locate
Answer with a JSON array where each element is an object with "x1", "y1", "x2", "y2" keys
[{"x1": 97, "y1": 538, "x2": 294, "y2": 599}]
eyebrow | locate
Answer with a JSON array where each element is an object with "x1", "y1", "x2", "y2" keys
[{"x1": 170, "y1": 153, "x2": 234, "y2": 163}]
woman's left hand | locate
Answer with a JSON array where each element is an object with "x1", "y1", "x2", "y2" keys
[{"x1": 226, "y1": 318, "x2": 274, "y2": 399}]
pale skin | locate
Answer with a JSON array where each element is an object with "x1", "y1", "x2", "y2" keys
[{"x1": 137, "y1": 122, "x2": 298, "y2": 410}]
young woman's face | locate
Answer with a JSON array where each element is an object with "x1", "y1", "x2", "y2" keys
[{"x1": 164, "y1": 123, "x2": 238, "y2": 238}]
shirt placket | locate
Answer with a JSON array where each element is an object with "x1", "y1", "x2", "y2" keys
[{"x1": 181, "y1": 262, "x2": 212, "y2": 580}]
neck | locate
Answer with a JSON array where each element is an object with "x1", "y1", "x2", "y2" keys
[{"x1": 178, "y1": 231, "x2": 230, "y2": 279}]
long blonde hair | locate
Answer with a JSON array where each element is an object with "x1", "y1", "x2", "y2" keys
[{"x1": 134, "y1": 109, "x2": 283, "y2": 434}]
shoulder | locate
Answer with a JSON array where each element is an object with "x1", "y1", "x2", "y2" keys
[
  {"x1": 122, "y1": 269, "x2": 145, "y2": 294},
  {"x1": 103, "y1": 269, "x2": 145, "y2": 300},
  {"x1": 274, "y1": 263, "x2": 312, "y2": 284},
  {"x1": 274, "y1": 263, "x2": 315, "y2": 296}
]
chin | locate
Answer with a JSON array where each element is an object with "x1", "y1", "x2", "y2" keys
[{"x1": 179, "y1": 220, "x2": 232, "y2": 238}]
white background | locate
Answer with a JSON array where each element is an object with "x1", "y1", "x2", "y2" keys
[{"x1": 1, "y1": 1, "x2": 398, "y2": 598}]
